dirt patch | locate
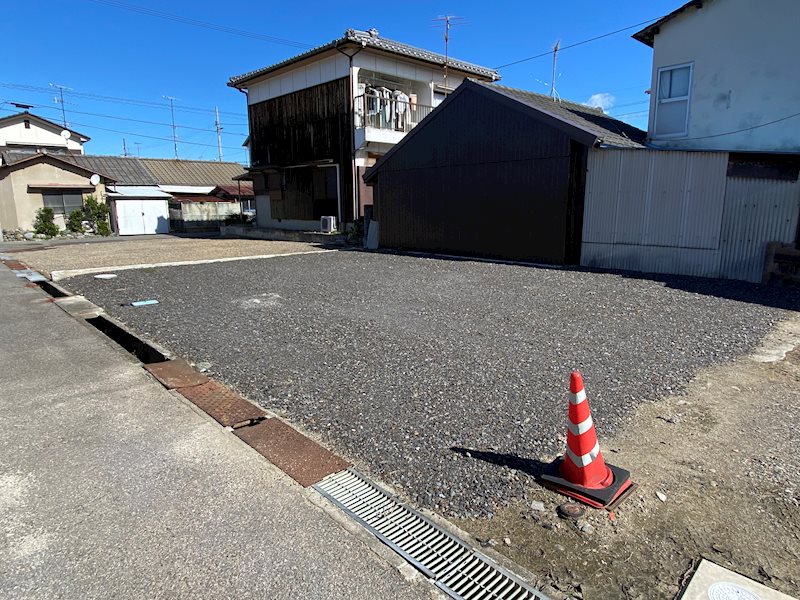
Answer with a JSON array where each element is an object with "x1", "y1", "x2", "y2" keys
[
  {"x1": 455, "y1": 316, "x2": 800, "y2": 600},
  {"x1": 8, "y1": 237, "x2": 322, "y2": 277}
]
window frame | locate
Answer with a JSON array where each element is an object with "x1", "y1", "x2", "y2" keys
[
  {"x1": 42, "y1": 190, "x2": 85, "y2": 215},
  {"x1": 653, "y1": 62, "x2": 693, "y2": 138}
]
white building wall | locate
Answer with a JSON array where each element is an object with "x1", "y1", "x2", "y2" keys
[
  {"x1": 0, "y1": 119, "x2": 85, "y2": 153},
  {"x1": 247, "y1": 52, "x2": 351, "y2": 105},
  {"x1": 245, "y1": 49, "x2": 468, "y2": 106},
  {"x1": 646, "y1": 0, "x2": 800, "y2": 152}
]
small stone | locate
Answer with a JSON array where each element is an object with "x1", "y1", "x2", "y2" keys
[
  {"x1": 530, "y1": 500, "x2": 546, "y2": 512},
  {"x1": 656, "y1": 491, "x2": 667, "y2": 502},
  {"x1": 24, "y1": 232, "x2": 34, "y2": 240},
  {"x1": 579, "y1": 522, "x2": 594, "y2": 534},
  {"x1": 503, "y1": 537, "x2": 512, "y2": 546},
  {"x1": 195, "y1": 361, "x2": 212, "y2": 372}
]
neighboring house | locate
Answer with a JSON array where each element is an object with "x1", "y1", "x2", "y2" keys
[
  {"x1": 633, "y1": 0, "x2": 800, "y2": 152},
  {"x1": 228, "y1": 27, "x2": 499, "y2": 231},
  {"x1": 0, "y1": 151, "x2": 112, "y2": 232},
  {"x1": 364, "y1": 80, "x2": 645, "y2": 265},
  {"x1": 138, "y1": 158, "x2": 249, "y2": 232},
  {"x1": 0, "y1": 152, "x2": 248, "y2": 235},
  {"x1": 0, "y1": 112, "x2": 89, "y2": 155}
]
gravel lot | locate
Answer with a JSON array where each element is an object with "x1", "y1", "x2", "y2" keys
[
  {"x1": 6, "y1": 237, "x2": 321, "y2": 276},
  {"x1": 68, "y1": 250, "x2": 800, "y2": 517}
]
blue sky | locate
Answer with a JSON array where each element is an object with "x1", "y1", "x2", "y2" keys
[{"x1": 2, "y1": 0, "x2": 682, "y2": 161}]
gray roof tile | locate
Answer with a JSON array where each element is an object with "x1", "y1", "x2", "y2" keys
[
  {"x1": 138, "y1": 158, "x2": 246, "y2": 186},
  {"x1": 229, "y1": 28, "x2": 499, "y2": 87},
  {"x1": 474, "y1": 81, "x2": 647, "y2": 148}
]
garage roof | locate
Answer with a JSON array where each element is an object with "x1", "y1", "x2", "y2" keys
[{"x1": 107, "y1": 185, "x2": 172, "y2": 198}]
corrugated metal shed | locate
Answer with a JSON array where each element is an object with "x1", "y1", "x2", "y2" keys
[{"x1": 581, "y1": 148, "x2": 800, "y2": 282}]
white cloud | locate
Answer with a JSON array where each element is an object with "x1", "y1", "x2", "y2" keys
[{"x1": 585, "y1": 92, "x2": 616, "y2": 113}]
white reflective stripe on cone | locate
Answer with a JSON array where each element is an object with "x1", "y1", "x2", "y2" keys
[
  {"x1": 567, "y1": 415, "x2": 594, "y2": 436},
  {"x1": 568, "y1": 389, "x2": 587, "y2": 405},
  {"x1": 566, "y1": 441, "x2": 601, "y2": 467}
]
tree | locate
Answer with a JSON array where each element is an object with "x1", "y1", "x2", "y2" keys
[
  {"x1": 33, "y1": 207, "x2": 59, "y2": 237},
  {"x1": 67, "y1": 209, "x2": 85, "y2": 233},
  {"x1": 83, "y1": 194, "x2": 112, "y2": 236}
]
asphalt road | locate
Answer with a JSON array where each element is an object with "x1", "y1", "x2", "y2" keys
[{"x1": 68, "y1": 250, "x2": 800, "y2": 517}]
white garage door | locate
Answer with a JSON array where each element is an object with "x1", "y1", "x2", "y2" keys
[{"x1": 115, "y1": 199, "x2": 169, "y2": 235}]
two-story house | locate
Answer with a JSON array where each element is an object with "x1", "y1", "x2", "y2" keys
[
  {"x1": 0, "y1": 111, "x2": 89, "y2": 156},
  {"x1": 633, "y1": 0, "x2": 800, "y2": 152},
  {"x1": 228, "y1": 28, "x2": 499, "y2": 231}
]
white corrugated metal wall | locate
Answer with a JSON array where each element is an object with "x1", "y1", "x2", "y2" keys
[{"x1": 581, "y1": 148, "x2": 800, "y2": 282}]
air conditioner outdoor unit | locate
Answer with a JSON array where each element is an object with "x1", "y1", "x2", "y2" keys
[{"x1": 320, "y1": 215, "x2": 337, "y2": 234}]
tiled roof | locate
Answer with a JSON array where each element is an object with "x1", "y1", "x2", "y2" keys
[
  {"x1": 61, "y1": 155, "x2": 158, "y2": 184},
  {"x1": 214, "y1": 183, "x2": 254, "y2": 197},
  {"x1": 473, "y1": 81, "x2": 647, "y2": 148},
  {"x1": 138, "y1": 159, "x2": 247, "y2": 186},
  {"x1": 229, "y1": 28, "x2": 499, "y2": 87}
]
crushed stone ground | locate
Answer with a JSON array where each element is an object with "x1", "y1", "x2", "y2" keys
[{"x1": 68, "y1": 251, "x2": 800, "y2": 521}]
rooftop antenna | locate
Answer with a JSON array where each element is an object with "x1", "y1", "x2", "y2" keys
[
  {"x1": 215, "y1": 106, "x2": 223, "y2": 162},
  {"x1": 433, "y1": 15, "x2": 465, "y2": 91},
  {"x1": 163, "y1": 95, "x2": 180, "y2": 158},
  {"x1": 550, "y1": 40, "x2": 561, "y2": 99},
  {"x1": 49, "y1": 83, "x2": 73, "y2": 127},
  {"x1": 134, "y1": 142, "x2": 142, "y2": 157},
  {"x1": 122, "y1": 138, "x2": 129, "y2": 157}
]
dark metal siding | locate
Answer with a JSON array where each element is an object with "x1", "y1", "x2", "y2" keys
[
  {"x1": 373, "y1": 87, "x2": 576, "y2": 264},
  {"x1": 248, "y1": 78, "x2": 354, "y2": 221}
]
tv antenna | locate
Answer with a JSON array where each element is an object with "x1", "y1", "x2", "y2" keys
[
  {"x1": 550, "y1": 40, "x2": 561, "y2": 99},
  {"x1": 215, "y1": 106, "x2": 223, "y2": 162},
  {"x1": 433, "y1": 15, "x2": 465, "y2": 91},
  {"x1": 163, "y1": 95, "x2": 180, "y2": 158},
  {"x1": 49, "y1": 83, "x2": 73, "y2": 127}
]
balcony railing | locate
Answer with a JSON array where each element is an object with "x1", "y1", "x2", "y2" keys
[{"x1": 355, "y1": 93, "x2": 434, "y2": 134}]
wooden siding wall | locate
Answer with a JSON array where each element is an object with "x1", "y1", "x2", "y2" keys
[
  {"x1": 373, "y1": 88, "x2": 576, "y2": 264},
  {"x1": 248, "y1": 77, "x2": 354, "y2": 221}
]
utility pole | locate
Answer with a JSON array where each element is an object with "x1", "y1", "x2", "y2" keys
[
  {"x1": 50, "y1": 83, "x2": 72, "y2": 127},
  {"x1": 122, "y1": 138, "x2": 129, "y2": 157},
  {"x1": 163, "y1": 95, "x2": 179, "y2": 158},
  {"x1": 550, "y1": 40, "x2": 561, "y2": 99},
  {"x1": 215, "y1": 106, "x2": 223, "y2": 162}
]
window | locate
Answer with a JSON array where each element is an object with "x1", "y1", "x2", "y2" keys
[
  {"x1": 654, "y1": 63, "x2": 692, "y2": 137},
  {"x1": 23, "y1": 119, "x2": 30, "y2": 129},
  {"x1": 43, "y1": 191, "x2": 84, "y2": 215}
]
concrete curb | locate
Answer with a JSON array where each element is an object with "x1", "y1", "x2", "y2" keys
[{"x1": 49, "y1": 248, "x2": 337, "y2": 280}]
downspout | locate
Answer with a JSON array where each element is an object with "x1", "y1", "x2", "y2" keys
[{"x1": 335, "y1": 42, "x2": 364, "y2": 228}]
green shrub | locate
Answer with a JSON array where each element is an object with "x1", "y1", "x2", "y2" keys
[
  {"x1": 83, "y1": 194, "x2": 112, "y2": 236},
  {"x1": 33, "y1": 207, "x2": 59, "y2": 237},
  {"x1": 67, "y1": 209, "x2": 85, "y2": 233}
]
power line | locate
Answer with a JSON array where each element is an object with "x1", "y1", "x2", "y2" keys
[
  {"x1": 5, "y1": 99, "x2": 247, "y2": 136},
  {"x1": 495, "y1": 16, "x2": 663, "y2": 70},
  {"x1": 0, "y1": 82, "x2": 247, "y2": 120},
  {"x1": 79, "y1": 0, "x2": 313, "y2": 49},
  {"x1": 680, "y1": 111, "x2": 800, "y2": 141},
  {"x1": 0, "y1": 106, "x2": 248, "y2": 153}
]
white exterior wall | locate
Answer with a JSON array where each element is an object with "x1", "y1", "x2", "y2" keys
[
  {"x1": 245, "y1": 49, "x2": 467, "y2": 106},
  {"x1": 0, "y1": 119, "x2": 85, "y2": 153},
  {"x1": 246, "y1": 52, "x2": 351, "y2": 105},
  {"x1": 646, "y1": 0, "x2": 800, "y2": 151}
]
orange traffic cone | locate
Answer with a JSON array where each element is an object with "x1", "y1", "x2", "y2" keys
[{"x1": 541, "y1": 371, "x2": 635, "y2": 509}]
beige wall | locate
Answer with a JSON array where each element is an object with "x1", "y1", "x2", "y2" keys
[
  {"x1": 0, "y1": 162, "x2": 105, "y2": 231},
  {"x1": 0, "y1": 119, "x2": 85, "y2": 153}
]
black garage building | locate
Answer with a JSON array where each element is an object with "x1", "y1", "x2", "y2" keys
[{"x1": 363, "y1": 80, "x2": 645, "y2": 265}]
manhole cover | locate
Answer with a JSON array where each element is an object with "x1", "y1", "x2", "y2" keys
[
  {"x1": 145, "y1": 358, "x2": 208, "y2": 389},
  {"x1": 708, "y1": 582, "x2": 761, "y2": 600}
]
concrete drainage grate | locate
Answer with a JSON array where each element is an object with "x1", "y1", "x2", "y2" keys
[{"x1": 314, "y1": 469, "x2": 547, "y2": 600}]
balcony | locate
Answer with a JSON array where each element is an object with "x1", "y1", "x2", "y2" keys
[{"x1": 354, "y1": 93, "x2": 434, "y2": 147}]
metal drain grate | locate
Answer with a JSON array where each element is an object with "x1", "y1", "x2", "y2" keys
[{"x1": 314, "y1": 469, "x2": 547, "y2": 600}]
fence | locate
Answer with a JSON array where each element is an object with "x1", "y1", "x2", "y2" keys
[
  {"x1": 581, "y1": 148, "x2": 800, "y2": 282},
  {"x1": 354, "y1": 94, "x2": 433, "y2": 134}
]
